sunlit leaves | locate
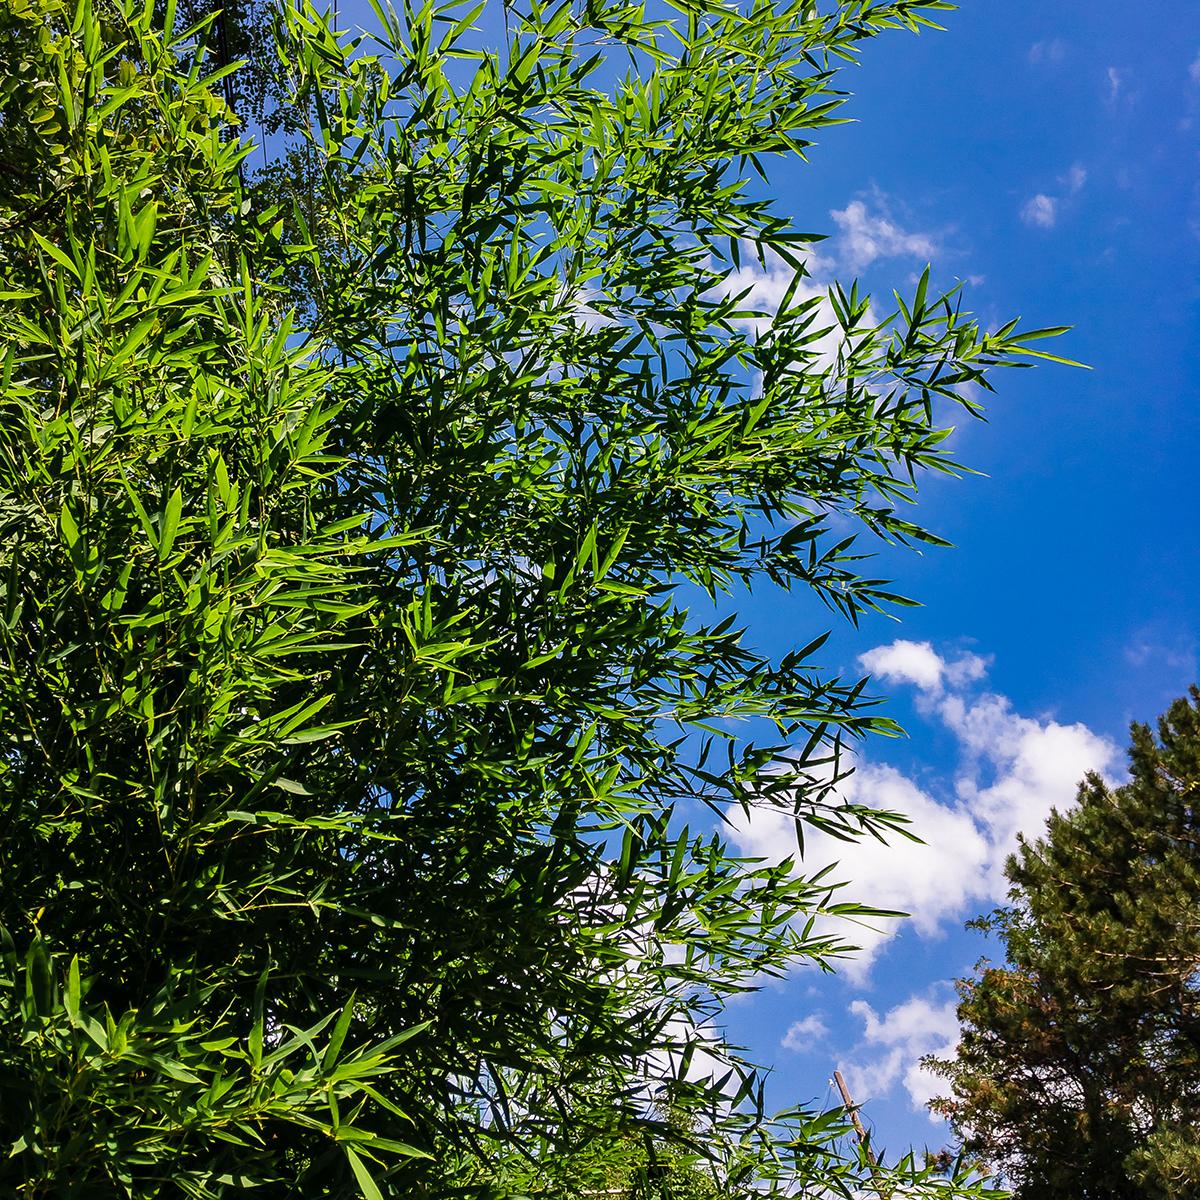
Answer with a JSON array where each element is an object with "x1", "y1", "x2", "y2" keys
[{"x1": 0, "y1": 0, "x2": 1048, "y2": 1194}]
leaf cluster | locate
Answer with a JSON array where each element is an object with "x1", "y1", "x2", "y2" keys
[{"x1": 1, "y1": 0, "x2": 1055, "y2": 1194}]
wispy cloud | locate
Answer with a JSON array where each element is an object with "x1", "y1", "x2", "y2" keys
[
  {"x1": 1106, "y1": 65, "x2": 1131, "y2": 104},
  {"x1": 1124, "y1": 625, "x2": 1197, "y2": 679},
  {"x1": 1027, "y1": 38, "x2": 1066, "y2": 66},
  {"x1": 1062, "y1": 163, "x2": 1087, "y2": 194},
  {"x1": 782, "y1": 1013, "x2": 830, "y2": 1051},
  {"x1": 829, "y1": 199, "x2": 938, "y2": 275},
  {"x1": 1021, "y1": 193, "x2": 1058, "y2": 228},
  {"x1": 1020, "y1": 163, "x2": 1086, "y2": 229},
  {"x1": 1190, "y1": 50, "x2": 1200, "y2": 85}
]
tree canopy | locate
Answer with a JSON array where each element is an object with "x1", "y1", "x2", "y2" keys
[
  {"x1": 0, "y1": 0, "x2": 1056, "y2": 1193},
  {"x1": 929, "y1": 689, "x2": 1200, "y2": 1200}
]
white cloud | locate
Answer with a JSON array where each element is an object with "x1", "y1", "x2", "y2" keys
[
  {"x1": 725, "y1": 642, "x2": 1120, "y2": 980},
  {"x1": 705, "y1": 247, "x2": 855, "y2": 392},
  {"x1": 1021, "y1": 193, "x2": 1057, "y2": 228},
  {"x1": 944, "y1": 651, "x2": 990, "y2": 689},
  {"x1": 643, "y1": 1014, "x2": 742, "y2": 1103},
  {"x1": 1019, "y1": 166, "x2": 1085, "y2": 232},
  {"x1": 710, "y1": 190, "x2": 943, "y2": 375},
  {"x1": 711, "y1": 190, "x2": 939, "y2": 344},
  {"x1": 940, "y1": 690, "x2": 1117, "y2": 895},
  {"x1": 829, "y1": 200, "x2": 937, "y2": 274},
  {"x1": 1028, "y1": 39, "x2": 1065, "y2": 65},
  {"x1": 858, "y1": 639, "x2": 945, "y2": 692},
  {"x1": 722, "y1": 256, "x2": 806, "y2": 321},
  {"x1": 724, "y1": 756, "x2": 990, "y2": 979},
  {"x1": 825, "y1": 763, "x2": 990, "y2": 949},
  {"x1": 1190, "y1": 51, "x2": 1200, "y2": 85},
  {"x1": 717, "y1": 247, "x2": 833, "y2": 336},
  {"x1": 858, "y1": 640, "x2": 987, "y2": 695},
  {"x1": 782, "y1": 1013, "x2": 830, "y2": 1050},
  {"x1": 844, "y1": 993, "x2": 960, "y2": 1114},
  {"x1": 1106, "y1": 66, "x2": 1129, "y2": 103}
]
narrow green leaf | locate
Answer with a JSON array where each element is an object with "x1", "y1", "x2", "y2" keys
[
  {"x1": 158, "y1": 486, "x2": 183, "y2": 562},
  {"x1": 344, "y1": 1146, "x2": 384, "y2": 1200},
  {"x1": 64, "y1": 956, "x2": 80, "y2": 1025}
]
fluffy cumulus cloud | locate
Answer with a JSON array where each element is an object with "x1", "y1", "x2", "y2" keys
[
  {"x1": 728, "y1": 641, "x2": 1120, "y2": 1115},
  {"x1": 859, "y1": 639, "x2": 987, "y2": 694},
  {"x1": 843, "y1": 993, "x2": 960, "y2": 1114},
  {"x1": 704, "y1": 191, "x2": 942, "y2": 389},
  {"x1": 858, "y1": 638, "x2": 946, "y2": 691},
  {"x1": 721, "y1": 254, "x2": 811, "y2": 321},
  {"x1": 729, "y1": 753, "x2": 990, "y2": 975},
  {"x1": 727, "y1": 641, "x2": 1119, "y2": 980},
  {"x1": 643, "y1": 1015, "x2": 741, "y2": 1102},
  {"x1": 716, "y1": 248, "x2": 833, "y2": 341},
  {"x1": 589, "y1": 189, "x2": 939, "y2": 354}
]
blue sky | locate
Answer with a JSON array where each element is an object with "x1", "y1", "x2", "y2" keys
[
  {"x1": 705, "y1": 0, "x2": 1200, "y2": 1159},
  {"x1": 317, "y1": 0, "x2": 1197, "y2": 1166}
]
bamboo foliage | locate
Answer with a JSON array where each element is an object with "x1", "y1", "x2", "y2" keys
[{"x1": 0, "y1": 0, "x2": 1054, "y2": 1193}]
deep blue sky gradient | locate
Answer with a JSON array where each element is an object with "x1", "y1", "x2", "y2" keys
[
  {"x1": 714, "y1": 0, "x2": 1199, "y2": 1156},
  {"x1": 313, "y1": 0, "x2": 1199, "y2": 1163}
]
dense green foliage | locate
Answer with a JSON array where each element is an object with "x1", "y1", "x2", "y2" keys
[
  {"x1": 0, "y1": 0, "x2": 1056, "y2": 1192},
  {"x1": 929, "y1": 690, "x2": 1200, "y2": 1200}
]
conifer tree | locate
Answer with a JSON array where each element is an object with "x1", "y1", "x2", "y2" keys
[{"x1": 929, "y1": 689, "x2": 1200, "y2": 1200}]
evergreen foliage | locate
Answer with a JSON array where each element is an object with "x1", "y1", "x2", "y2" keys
[
  {"x1": 929, "y1": 689, "x2": 1200, "y2": 1200},
  {"x1": 0, "y1": 0, "x2": 1056, "y2": 1192}
]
